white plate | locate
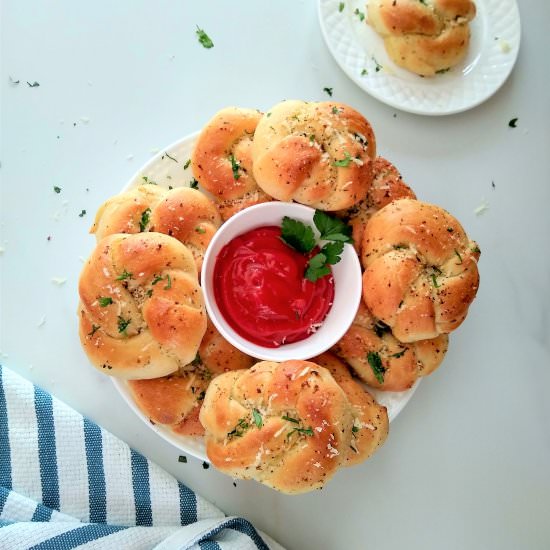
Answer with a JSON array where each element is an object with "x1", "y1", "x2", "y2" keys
[
  {"x1": 318, "y1": 0, "x2": 521, "y2": 115},
  {"x1": 111, "y1": 132, "x2": 419, "y2": 462}
]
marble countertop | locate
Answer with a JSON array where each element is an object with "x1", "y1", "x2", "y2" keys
[{"x1": 1, "y1": 1, "x2": 549, "y2": 548}]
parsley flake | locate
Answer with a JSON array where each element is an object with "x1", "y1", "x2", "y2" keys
[
  {"x1": 189, "y1": 179, "x2": 199, "y2": 189},
  {"x1": 163, "y1": 151, "x2": 178, "y2": 162},
  {"x1": 53, "y1": 186, "x2": 61, "y2": 194},
  {"x1": 454, "y1": 249, "x2": 463, "y2": 264},
  {"x1": 354, "y1": 8, "x2": 365, "y2": 21},
  {"x1": 116, "y1": 269, "x2": 132, "y2": 281},
  {"x1": 508, "y1": 118, "x2": 518, "y2": 128},
  {"x1": 229, "y1": 154, "x2": 241, "y2": 180},
  {"x1": 252, "y1": 409, "x2": 263, "y2": 429},
  {"x1": 183, "y1": 159, "x2": 191, "y2": 170},
  {"x1": 227, "y1": 418, "x2": 249, "y2": 439},
  {"x1": 78, "y1": 209, "x2": 86, "y2": 217},
  {"x1": 117, "y1": 316, "x2": 131, "y2": 333},
  {"x1": 164, "y1": 274, "x2": 172, "y2": 290},
  {"x1": 367, "y1": 351, "x2": 386, "y2": 384},
  {"x1": 196, "y1": 26, "x2": 214, "y2": 49},
  {"x1": 339, "y1": 2, "x2": 345, "y2": 12},
  {"x1": 361, "y1": 68, "x2": 368, "y2": 76},
  {"x1": 139, "y1": 208, "x2": 151, "y2": 232},
  {"x1": 98, "y1": 296, "x2": 113, "y2": 307},
  {"x1": 27, "y1": 81, "x2": 40, "y2": 87},
  {"x1": 88, "y1": 324, "x2": 100, "y2": 337},
  {"x1": 178, "y1": 455, "x2": 187, "y2": 463},
  {"x1": 332, "y1": 151, "x2": 352, "y2": 167},
  {"x1": 323, "y1": 87, "x2": 333, "y2": 96}
]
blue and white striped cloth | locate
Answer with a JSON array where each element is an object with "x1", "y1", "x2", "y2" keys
[{"x1": 0, "y1": 366, "x2": 282, "y2": 550}]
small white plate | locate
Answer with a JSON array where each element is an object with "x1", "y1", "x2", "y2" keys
[
  {"x1": 111, "y1": 132, "x2": 420, "y2": 462},
  {"x1": 318, "y1": 0, "x2": 521, "y2": 116}
]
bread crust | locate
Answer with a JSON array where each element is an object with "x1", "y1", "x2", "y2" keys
[
  {"x1": 367, "y1": 0, "x2": 476, "y2": 76},
  {"x1": 252, "y1": 100, "x2": 376, "y2": 210},
  {"x1": 191, "y1": 107, "x2": 272, "y2": 220},
  {"x1": 333, "y1": 302, "x2": 448, "y2": 391},
  {"x1": 361, "y1": 199, "x2": 480, "y2": 342},
  {"x1": 78, "y1": 232, "x2": 206, "y2": 379},
  {"x1": 91, "y1": 185, "x2": 221, "y2": 273}
]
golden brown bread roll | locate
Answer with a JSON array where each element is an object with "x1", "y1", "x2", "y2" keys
[
  {"x1": 339, "y1": 156, "x2": 416, "y2": 255},
  {"x1": 199, "y1": 360, "x2": 364, "y2": 494},
  {"x1": 312, "y1": 353, "x2": 388, "y2": 465},
  {"x1": 128, "y1": 320, "x2": 254, "y2": 436},
  {"x1": 367, "y1": 0, "x2": 476, "y2": 76},
  {"x1": 91, "y1": 185, "x2": 221, "y2": 273},
  {"x1": 78, "y1": 232, "x2": 207, "y2": 379},
  {"x1": 332, "y1": 302, "x2": 448, "y2": 391},
  {"x1": 252, "y1": 100, "x2": 376, "y2": 210},
  {"x1": 191, "y1": 107, "x2": 272, "y2": 220},
  {"x1": 362, "y1": 199, "x2": 480, "y2": 342}
]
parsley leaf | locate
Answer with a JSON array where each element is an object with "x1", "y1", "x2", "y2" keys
[
  {"x1": 281, "y1": 217, "x2": 316, "y2": 253},
  {"x1": 196, "y1": 26, "x2": 214, "y2": 49},
  {"x1": 163, "y1": 151, "x2": 178, "y2": 162},
  {"x1": 117, "y1": 316, "x2": 131, "y2": 334},
  {"x1": 229, "y1": 154, "x2": 240, "y2": 180},
  {"x1": 116, "y1": 269, "x2": 132, "y2": 281},
  {"x1": 139, "y1": 208, "x2": 151, "y2": 232},
  {"x1": 305, "y1": 253, "x2": 331, "y2": 282},
  {"x1": 313, "y1": 210, "x2": 353, "y2": 243},
  {"x1": 320, "y1": 241, "x2": 344, "y2": 264},
  {"x1": 252, "y1": 409, "x2": 263, "y2": 429},
  {"x1": 98, "y1": 296, "x2": 113, "y2": 307},
  {"x1": 191, "y1": 352, "x2": 202, "y2": 367},
  {"x1": 227, "y1": 418, "x2": 249, "y2": 439},
  {"x1": 332, "y1": 151, "x2": 352, "y2": 167},
  {"x1": 282, "y1": 415, "x2": 300, "y2": 424},
  {"x1": 367, "y1": 351, "x2": 385, "y2": 384}
]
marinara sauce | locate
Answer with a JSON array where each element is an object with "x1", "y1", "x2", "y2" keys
[{"x1": 213, "y1": 226, "x2": 335, "y2": 347}]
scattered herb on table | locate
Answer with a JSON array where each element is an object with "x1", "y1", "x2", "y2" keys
[
  {"x1": 391, "y1": 349, "x2": 406, "y2": 359},
  {"x1": 163, "y1": 151, "x2": 178, "y2": 162},
  {"x1": 323, "y1": 87, "x2": 333, "y2": 97},
  {"x1": 183, "y1": 159, "x2": 191, "y2": 170},
  {"x1": 339, "y1": 2, "x2": 345, "y2": 12},
  {"x1": 227, "y1": 418, "x2": 249, "y2": 439},
  {"x1": 178, "y1": 455, "x2": 187, "y2": 463},
  {"x1": 27, "y1": 81, "x2": 40, "y2": 87},
  {"x1": 372, "y1": 57, "x2": 383, "y2": 72},
  {"x1": 189, "y1": 179, "x2": 199, "y2": 189},
  {"x1": 508, "y1": 118, "x2": 518, "y2": 128},
  {"x1": 361, "y1": 68, "x2": 368, "y2": 76},
  {"x1": 196, "y1": 27, "x2": 214, "y2": 49},
  {"x1": 202, "y1": 461, "x2": 210, "y2": 469},
  {"x1": 53, "y1": 186, "x2": 61, "y2": 194},
  {"x1": 78, "y1": 209, "x2": 86, "y2": 217},
  {"x1": 9, "y1": 76, "x2": 20, "y2": 85},
  {"x1": 354, "y1": 8, "x2": 365, "y2": 21}
]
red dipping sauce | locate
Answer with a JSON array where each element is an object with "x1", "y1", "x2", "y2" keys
[{"x1": 213, "y1": 226, "x2": 335, "y2": 348}]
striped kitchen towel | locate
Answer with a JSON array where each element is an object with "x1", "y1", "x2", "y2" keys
[{"x1": 0, "y1": 366, "x2": 283, "y2": 550}]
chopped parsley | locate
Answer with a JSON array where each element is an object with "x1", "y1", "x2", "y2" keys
[
  {"x1": 332, "y1": 106, "x2": 341, "y2": 115},
  {"x1": 471, "y1": 245, "x2": 481, "y2": 254},
  {"x1": 9, "y1": 76, "x2": 20, "y2": 85},
  {"x1": 139, "y1": 208, "x2": 151, "y2": 232},
  {"x1": 373, "y1": 319, "x2": 391, "y2": 338},
  {"x1": 53, "y1": 186, "x2": 61, "y2": 194},
  {"x1": 391, "y1": 349, "x2": 407, "y2": 359},
  {"x1": 508, "y1": 118, "x2": 518, "y2": 128},
  {"x1": 229, "y1": 154, "x2": 241, "y2": 180},
  {"x1": 288, "y1": 426, "x2": 314, "y2": 439},
  {"x1": 189, "y1": 178, "x2": 199, "y2": 189},
  {"x1": 367, "y1": 351, "x2": 386, "y2": 384},
  {"x1": 117, "y1": 316, "x2": 131, "y2": 334},
  {"x1": 163, "y1": 151, "x2": 178, "y2": 162},
  {"x1": 332, "y1": 151, "x2": 352, "y2": 167},
  {"x1": 339, "y1": 2, "x2": 345, "y2": 12},
  {"x1": 164, "y1": 274, "x2": 172, "y2": 290},
  {"x1": 98, "y1": 296, "x2": 113, "y2": 307},
  {"x1": 431, "y1": 273, "x2": 440, "y2": 288},
  {"x1": 116, "y1": 269, "x2": 133, "y2": 281},
  {"x1": 227, "y1": 418, "x2": 249, "y2": 439},
  {"x1": 178, "y1": 455, "x2": 187, "y2": 463},
  {"x1": 435, "y1": 67, "x2": 450, "y2": 74},
  {"x1": 196, "y1": 26, "x2": 214, "y2": 49},
  {"x1": 361, "y1": 68, "x2": 368, "y2": 76},
  {"x1": 305, "y1": 253, "x2": 331, "y2": 282},
  {"x1": 27, "y1": 81, "x2": 40, "y2": 87},
  {"x1": 372, "y1": 57, "x2": 383, "y2": 72},
  {"x1": 151, "y1": 274, "x2": 163, "y2": 285},
  {"x1": 454, "y1": 249, "x2": 463, "y2": 264},
  {"x1": 183, "y1": 159, "x2": 191, "y2": 170},
  {"x1": 282, "y1": 415, "x2": 300, "y2": 424},
  {"x1": 195, "y1": 226, "x2": 206, "y2": 234},
  {"x1": 354, "y1": 8, "x2": 365, "y2": 21},
  {"x1": 323, "y1": 87, "x2": 333, "y2": 97},
  {"x1": 141, "y1": 176, "x2": 157, "y2": 185},
  {"x1": 79, "y1": 209, "x2": 86, "y2": 217},
  {"x1": 252, "y1": 409, "x2": 263, "y2": 429}
]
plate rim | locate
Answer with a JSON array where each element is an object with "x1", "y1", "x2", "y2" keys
[{"x1": 317, "y1": 0, "x2": 522, "y2": 116}]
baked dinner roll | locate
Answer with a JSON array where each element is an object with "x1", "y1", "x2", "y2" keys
[
  {"x1": 199, "y1": 360, "x2": 361, "y2": 494},
  {"x1": 362, "y1": 199, "x2": 480, "y2": 342},
  {"x1": 78, "y1": 232, "x2": 207, "y2": 379},
  {"x1": 191, "y1": 107, "x2": 272, "y2": 221},
  {"x1": 333, "y1": 302, "x2": 448, "y2": 391},
  {"x1": 128, "y1": 320, "x2": 254, "y2": 436},
  {"x1": 252, "y1": 100, "x2": 376, "y2": 210},
  {"x1": 339, "y1": 156, "x2": 416, "y2": 255},
  {"x1": 91, "y1": 185, "x2": 221, "y2": 273},
  {"x1": 367, "y1": 0, "x2": 476, "y2": 76},
  {"x1": 312, "y1": 353, "x2": 388, "y2": 465}
]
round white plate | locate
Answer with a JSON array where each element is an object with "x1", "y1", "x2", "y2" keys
[
  {"x1": 318, "y1": 0, "x2": 521, "y2": 115},
  {"x1": 111, "y1": 132, "x2": 420, "y2": 462}
]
